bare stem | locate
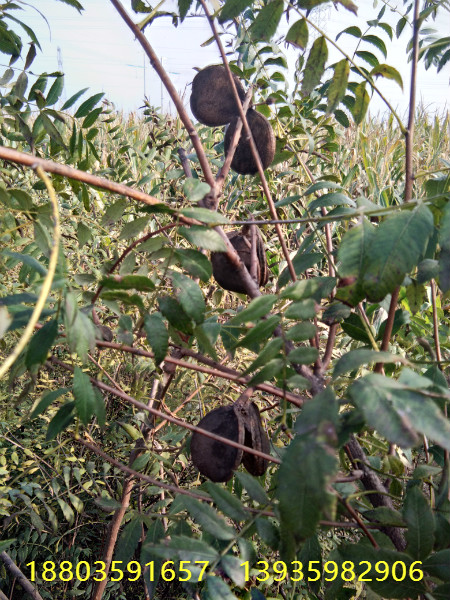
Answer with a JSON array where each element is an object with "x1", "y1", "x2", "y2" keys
[
  {"x1": 431, "y1": 279, "x2": 443, "y2": 366},
  {"x1": 404, "y1": 0, "x2": 420, "y2": 202},
  {"x1": 109, "y1": 0, "x2": 216, "y2": 193},
  {"x1": 374, "y1": 287, "x2": 400, "y2": 373}
]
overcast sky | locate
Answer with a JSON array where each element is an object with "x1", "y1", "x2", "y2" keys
[{"x1": 9, "y1": 0, "x2": 450, "y2": 120}]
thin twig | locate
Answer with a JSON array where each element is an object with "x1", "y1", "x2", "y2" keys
[
  {"x1": 404, "y1": 0, "x2": 421, "y2": 203},
  {"x1": 430, "y1": 279, "x2": 443, "y2": 366},
  {"x1": 109, "y1": 0, "x2": 216, "y2": 195},
  {"x1": 178, "y1": 147, "x2": 193, "y2": 178},
  {"x1": 0, "y1": 146, "x2": 160, "y2": 207},
  {"x1": 0, "y1": 552, "x2": 44, "y2": 600},
  {"x1": 48, "y1": 356, "x2": 280, "y2": 464},
  {"x1": 374, "y1": 287, "x2": 400, "y2": 373},
  {"x1": 215, "y1": 87, "x2": 253, "y2": 195},
  {"x1": 95, "y1": 339, "x2": 306, "y2": 406}
]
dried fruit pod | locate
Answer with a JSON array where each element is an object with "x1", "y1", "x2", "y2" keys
[
  {"x1": 224, "y1": 108, "x2": 275, "y2": 175},
  {"x1": 190, "y1": 65, "x2": 247, "y2": 127},
  {"x1": 95, "y1": 325, "x2": 113, "y2": 342},
  {"x1": 190, "y1": 405, "x2": 244, "y2": 482},
  {"x1": 234, "y1": 401, "x2": 270, "y2": 477},
  {"x1": 211, "y1": 226, "x2": 269, "y2": 294}
]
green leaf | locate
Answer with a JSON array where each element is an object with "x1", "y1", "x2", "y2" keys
[
  {"x1": 30, "y1": 387, "x2": 70, "y2": 419},
  {"x1": 115, "y1": 518, "x2": 143, "y2": 563},
  {"x1": 64, "y1": 295, "x2": 96, "y2": 363},
  {"x1": 119, "y1": 216, "x2": 149, "y2": 240},
  {"x1": 355, "y1": 49, "x2": 379, "y2": 67},
  {"x1": 235, "y1": 472, "x2": 269, "y2": 504},
  {"x1": 178, "y1": 0, "x2": 193, "y2": 21},
  {"x1": 277, "y1": 437, "x2": 337, "y2": 540},
  {"x1": 333, "y1": 349, "x2": 407, "y2": 379},
  {"x1": 46, "y1": 75, "x2": 65, "y2": 106},
  {"x1": 205, "y1": 576, "x2": 238, "y2": 600},
  {"x1": 362, "y1": 34, "x2": 387, "y2": 58},
  {"x1": 179, "y1": 226, "x2": 227, "y2": 251},
  {"x1": 0, "y1": 539, "x2": 15, "y2": 553},
  {"x1": 180, "y1": 207, "x2": 229, "y2": 225},
  {"x1": 249, "y1": 358, "x2": 285, "y2": 385},
  {"x1": 219, "y1": 0, "x2": 252, "y2": 23},
  {"x1": 182, "y1": 179, "x2": 211, "y2": 203},
  {"x1": 40, "y1": 113, "x2": 66, "y2": 148},
  {"x1": 327, "y1": 59, "x2": 350, "y2": 113},
  {"x1": 73, "y1": 366, "x2": 96, "y2": 425},
  {"x1": 294, "y1": 387, "x2": 339, "y2": 436},
  {"x1": 423, "y1": 550, "x2": 450, "y2": 582},
  {"x1": 235, "y1": 315, "x2": 280, "y2": 349},
  {"x1": 403, "y1": 486, "x2": 435, "y2": 560},
  {"x1": 370, "y1": 64, "x2": 403, "y2": 90},
  {"x1": 77, "y1": 222, "x2": 92, "y2": 247},
  {"x1": 286, "y1": 18, "x2": 308, "y2": 49},
  {"x1": 336, "y1": 25, "x2": 362, "y2": 41},
  {"x1": 102, "y1": 198, "x2": 128, "y2": 226},
  {"x1": 177, "y1": 249, "x2": 212, "y2": 282},
  {"x1": 281, "y1": 277, "x2": 336, "y2": 301},
  {"x1": 101, "y1": 275, "x2": 155, "y2": 292},
  {"x1": 278, "y1": 252, "x2": 322, "y2": 287},
  {"x1": 363, "y1": 204, "x2": 434, "y2": 302},
  {"x1": 147, "y1": 534, "x2": 218, "y2": 562},
  {"x1": 2, "y1": 250, "x2": 47, "y2": 275},
  {"x1": 439, "y1": 199, "x2": 450, "y2": 292},
  {"x1": 26, "y1": 319, "x2": 58, "y2": 368},
  {"x1": 297, "y1": 0, "x2": 328, "y2": 8},
  {"x1": 337, "y1": 543, "x2": 426, "y2": 598},
  {"x1": 243, "y1": 337, "x2": 283, "y2": 375},
  {"x1": 82, "y1": 107, "x2": 102, "y2": 128},
  {"x1": 352, "y1": 81, "x2": 370, "y2": 125},
  {"x1": 335, "y1": 0, "x2": 357, "y2": 13},
  {"x1": 74, "y1": 92, "x2": 105, "y2": 118},
  {"x1": 220, "y1": 555, "x2": 246, "y2": 587},
  {"x1": 194, "y1": 322, "x2": 219, "y2": 360},
  {"x1": 46, "y1": 402, "x2": 75, "y2": 440},
  {"x1": 349, "y1": 374, "x2": 450, "y2": 451},
  {"x1": 432, "y1": 584, "x2": 450, "y2": 600},
  {"x1": 256, "y1": 518, "x2": 280, "y2": 550},
  {"x1": 362, "y1": 507, "x2": 405, "y2": 527},
  {"x1": 205, "y1": 482, "x2": 247, "y2": 521},
  {"x1": 287, "y1": 346, "x2": 319, "y2": 365},
  {"x1": 250, "y1": 0, "x2": 284, "y2": 42},
  {"x1": 302, "y1": 36, "x2": 328, "y2": 95},
  {"x1": 182, "y1": 497, "x2": 235, "y2": 540},
  {"x1": 284, "y1": 299, "x2": 317, "y2": 320},
  {"x1": 285, "y1": 322, "x2": 316, "y2": 342},
  {"x1": 144, "y1": 312, "x2": 168, "y2": 366},
  {"x1": 171, "y1": 271, "x2": 205, "y2": 325},
  {"x1": 230, "y1": 295, "x2": 277, "y2": 325},
  {"x1": 158, "y1": 296, "x2": 193, "y2": 335},
  {"x1": 61, "y1": 87, "x2": 88, "y2": 110}
]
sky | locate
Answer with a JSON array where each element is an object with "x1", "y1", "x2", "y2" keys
[{"x1": 7, "y1": 0, "x2": 450, "y2": 120}]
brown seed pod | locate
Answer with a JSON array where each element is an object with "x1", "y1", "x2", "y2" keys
[
  {"x1": 211, "y1": 225, "x2": 269, "y2": 294},
  {"x1": 190, "y1": 65, "x2": 247, "y2": 127},
  {"x1": 190, "y1": 405, "x2": 244, "y2": 482},
  {"x1": 235, "y1": 402, "x2": 270, "y2": 477},
  {"x1": 95, "y1": 325, "x2": 113, "y2": 342},
  {"x1": 224, "y1": 108, "x2": 275, "y2": 175}
]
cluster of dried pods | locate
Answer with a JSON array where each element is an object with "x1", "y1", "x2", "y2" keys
[
  {"x1": 190, "y1": 397, "x2": 270, "y2": 482},
  {"x1": 190, "y1": 64, "x2": 275, "y2": 175},
  {"x1": 189, "y1": 67, "x2": 272, "y2": 481},
  {"x1": 211, "y1": 224, "x2": 269, "y2": 294}
]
